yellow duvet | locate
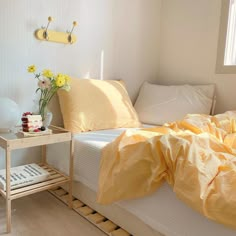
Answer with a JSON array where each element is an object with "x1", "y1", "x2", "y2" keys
[{"x1": 97, "y1": 111, "x2": 236, "y2": 229}]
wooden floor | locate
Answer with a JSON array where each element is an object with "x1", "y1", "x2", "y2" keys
[{"x1": 0, "y1": 191, "x2": 106, "y2": 236}]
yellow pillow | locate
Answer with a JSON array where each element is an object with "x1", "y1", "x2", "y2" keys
[{"x1": 57, "y1": 78, "x2": 141, "y2": 133}]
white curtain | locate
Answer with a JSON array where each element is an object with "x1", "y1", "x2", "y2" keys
[{"x1": 225, "y1": 0, "x2": 236, "y2": 65}]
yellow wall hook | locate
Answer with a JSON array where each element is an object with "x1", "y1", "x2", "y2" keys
[{"x1": 68, "y1": 21, "x2": 78, "y2": 44}]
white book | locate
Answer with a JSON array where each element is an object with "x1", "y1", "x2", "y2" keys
[{"x1": 0, "y1": 164, "x2": 50, "y2": 191}]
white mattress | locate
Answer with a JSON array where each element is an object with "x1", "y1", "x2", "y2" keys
[{"x1": 48, "y1": 128, "x2": 236, "y2": 236}]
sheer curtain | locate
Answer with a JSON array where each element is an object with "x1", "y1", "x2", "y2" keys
[{"x1": 225, "y1": 0, "x2": 236, "y2": 65}]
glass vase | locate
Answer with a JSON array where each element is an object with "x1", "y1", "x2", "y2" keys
[
  {"x1": 43, "y1": 110, "x2": 53, "y2": 128},
  {"x1": 40, "y1": 105, "x2": 53, "y2": 128},
  {"x1": 33, "y1": 95, "x2": 53, "y2": 129}
]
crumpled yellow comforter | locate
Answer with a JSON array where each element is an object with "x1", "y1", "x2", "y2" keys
[{"x1": 97, "y1": 111, "x2": 236, "y2": 229}]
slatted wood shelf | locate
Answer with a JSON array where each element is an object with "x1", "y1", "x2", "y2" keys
[
  {"x1": 49, "y1": 187, "x2": 132, "y2": 236},
  {"x1": 0, "y1": 165, "x2": 69, "y2": 200}
]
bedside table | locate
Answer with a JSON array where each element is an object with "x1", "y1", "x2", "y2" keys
[{"x1": 0, "y1": 125, "x2": 73, "y2": 233}]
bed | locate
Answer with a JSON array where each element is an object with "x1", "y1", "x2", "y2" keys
[
  {"x1": 48, "y1": 79, "x2": 236, "y2": 235},
  {"x1": 48, "y1": 127, "x2": 236, "y2": 236}
]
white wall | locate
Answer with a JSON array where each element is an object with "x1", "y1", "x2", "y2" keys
[
  {"x1": 0, "y1": 0, "x2": 161, "y2": 111},
  {"x1": 0, "y1": 0, "x2": 115, "y2": 111},
  {"x1": 113, "y1": 0, "x2": 161, "y2": 101},
  {"x1": 158, "y1": 0, "x2": 236, "y2": 114},
  {"x1": 0, "y1": 0, "x2": 115, "y2": 168},
  {"x1": 0, "y1": 0, "x2": 161, "y2": 167}
]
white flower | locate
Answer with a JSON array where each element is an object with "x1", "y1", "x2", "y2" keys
[
  {"x1": 63, "y1": 84, "x2": 71, "y2": 92},
  {"x1": 38, "y1": 78, "x2": 51, "y2": 90}
]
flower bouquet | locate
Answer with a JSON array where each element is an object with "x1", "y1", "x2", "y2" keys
[{"x1": 27, "y1": 65, "x2": 71, "y2": 126}]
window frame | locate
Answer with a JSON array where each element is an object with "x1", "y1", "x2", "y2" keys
[{"x1": 216, "y1": 0, "x2": 236, "y2": 73}]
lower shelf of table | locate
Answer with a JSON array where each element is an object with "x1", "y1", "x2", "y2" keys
[{"x1": 0, "y1": 164, "x2": 70, "y2": 200}]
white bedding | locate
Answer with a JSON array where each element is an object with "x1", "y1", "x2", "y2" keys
[{"x1": 48, "y1": 128, "x2": 236, "y2": 236}]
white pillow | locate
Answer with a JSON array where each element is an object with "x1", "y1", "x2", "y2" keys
[{"x1": 134, "y1": 82, "x2": 215, "y2": 125}]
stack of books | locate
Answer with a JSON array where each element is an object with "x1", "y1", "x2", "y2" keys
[{"x1": 0, "y1": 164, "x2": 50, "y2": 191}]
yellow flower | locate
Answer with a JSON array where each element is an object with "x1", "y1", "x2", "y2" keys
[
  {"x1": 55, "y1": 74, "x2": 66, "y2": 87},
  {"x1": 28, "y1": 65, "x2": 36, "y2": 73},
  {"x1": 42, "y1": 69, "x2": 53, "y2": 78}
]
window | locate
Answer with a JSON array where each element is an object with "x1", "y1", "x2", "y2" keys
[
  {"x1": 216, "y1": 0, "x2": 236, "y2": 73},
  {"x1": 225, "y1": 0, "x2": 236, "y2": 65}
]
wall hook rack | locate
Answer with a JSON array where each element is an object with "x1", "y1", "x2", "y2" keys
[{"x1": 35, "y1": 16, "x2": 77, "y2": 44}]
